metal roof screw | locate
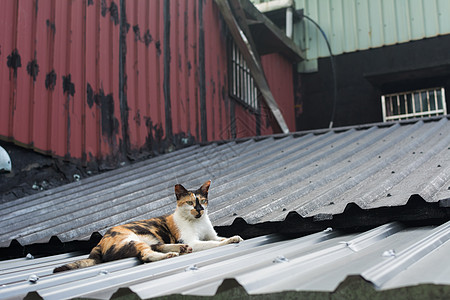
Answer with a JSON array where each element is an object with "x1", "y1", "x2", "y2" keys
[
  {"x1": 387, "y1": 193, "x2": 392, "y2": 197},
  {"x1": 185, "y1": 264, "x2": 199, "y2": 272},
  {"x1": 26, "y1": 253, "x2": 34, "y2": 259},
  {"x1": 32, "y1": 182, "x2": 39, "y2": 190},
  {"x1": 391, "y1": 171, "x2": 395, "y2": 174},
  {"x1": 282, "y1": 208, "x2": 287, "y2": 211},
  {"x1": 73, "y1": 174, "x2": 81, "y2": 181},
  {"x1": 324, "y1": 227, "x2": 333, "y2": 232},
  {"x1": 382, "y1": 249, "x2": 396, "y2": 257},
  {"x1": 232, "y1": 213, "x2": 237, "y2": 216},
  {"x1": 98, "y1": 270, "x2": 109, "y2": 275},
  {"x1": 28, "y1": 274, "x2": 39, "y2": 283},
  {"x1": 437, "y1": 165, "x2": 441, "y2": 168},
  {"x1": 41, "y1": 180, "x2": 49, "y2": 189},
  {"x1": 273, "y1": 255, "x2": 289, "y2": 263},
  {"x1": 338, "y1": 241, "x2": 356, "y2": 251}
]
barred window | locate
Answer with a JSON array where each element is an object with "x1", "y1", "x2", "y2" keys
[
  {"x1": 229, "y1": 41, "x2": 259, "y2": 111},
  {"x1": 381, "y1": 87, "x2": 447, "y2": 122}
]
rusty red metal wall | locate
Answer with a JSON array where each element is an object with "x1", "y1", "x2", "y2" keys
[
  {"x1": 261, "y1": 53, "x2": 296, "y2": 133},
  {"x1": 0, "y1": 0, "x2": 295, "y2": 164}
]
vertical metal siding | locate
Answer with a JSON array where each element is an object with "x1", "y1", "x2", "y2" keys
[
  {"x1": 205, "y1": 1, "x2": 236, "y2": 141},
  {"x1": 261, "y1": 53, "x2": 295, "y2": 132},
  {"x1": 0, "y1": 0, "x2": 295, "y2": 163},
  {"x1": 290, "y1": 0, "x2": 450, "y2": 60}
]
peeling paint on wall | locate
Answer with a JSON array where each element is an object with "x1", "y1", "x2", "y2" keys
[
  {"x1": 7, "y1": 49, "x2": 21, "y2": 77},
  {"x1": 26, "y1": 59, "x2": 39, "y2": 81},
  {"x1": 45, "y1": 70, "x2": 57, "y2": 91}
]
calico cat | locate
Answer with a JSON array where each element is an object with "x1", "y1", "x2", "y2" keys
[{"x1": 53, "y1": 180, "x2": 243, "y2": 272}]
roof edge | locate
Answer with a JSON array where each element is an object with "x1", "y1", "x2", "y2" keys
[
  {"x1": 216, "y1": 195, "x2": 450, "y2": 238},
  {"x1": 195, "y1": 115, "x2": 450, "y2": 148},
  {"x1": 147, "y1": 275, "x2": 450, "y2": 299}
]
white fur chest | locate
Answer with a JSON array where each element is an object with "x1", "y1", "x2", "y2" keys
[{"x1": 173, "y1": 210, "x2": 217, "y2": 243}]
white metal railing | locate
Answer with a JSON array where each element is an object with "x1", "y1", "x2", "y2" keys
[{"x1": 381, "y1": 87, "x2": 447, "y2": 122}]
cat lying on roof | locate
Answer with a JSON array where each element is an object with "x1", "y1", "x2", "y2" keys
[{"x1": 54, "y1": 180, "x2": 243, "y2": 272}]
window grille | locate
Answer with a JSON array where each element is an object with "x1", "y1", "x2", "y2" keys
[
  {"x1": 381, "y1": 87, "x2": 447, "y2": 122},
  {"x1": 229, "y1": 41, "x2": 259, "y2": 111}
]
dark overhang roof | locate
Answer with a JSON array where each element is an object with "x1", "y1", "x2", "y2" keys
[{"x1": 240, "y1": 0, "x2": 305, "y2": 61}]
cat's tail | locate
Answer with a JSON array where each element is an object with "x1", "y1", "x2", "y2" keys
[
  {"x1": 53, "y1": 258, "x2": 98, "y2": 273},
  {"x1": 53, "y1": 245, "x2": 102, "y2": 273}
]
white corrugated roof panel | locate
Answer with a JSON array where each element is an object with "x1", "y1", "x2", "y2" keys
[{"x1": 1, "y1": 222, "x2": 449, "y2": 299}]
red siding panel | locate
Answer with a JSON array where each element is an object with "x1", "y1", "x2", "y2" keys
[
  {"x1": 85, "y1": 0, "x2": 100, "y2": 160},
  {"x1": 0, "y1": 1, "x2": 16, "y2": 139},
  {"x1": 0, "y1": 0, "x2": 296, "y2": 163},
  {"x1": 33, "y1": 0, "x2": 53, "y2": 155},
  {"x1": 261, "y1": 53, "x2": 296, "y2": 132}
]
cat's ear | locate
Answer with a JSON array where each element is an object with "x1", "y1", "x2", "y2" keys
[
  {"x1": 199, "y1": 180, "x2": 211, "y2": 197},
  {"x1": 175, "y1": 184, "x2": 189, "y2": 200}
]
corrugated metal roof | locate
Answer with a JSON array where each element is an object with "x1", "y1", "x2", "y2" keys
[
  {"x1": 1, "y1": 117, "x2": 450, "y2": 249},
  {"x1": 1, "y1": 221, "x2": 449, "y2": 299}
]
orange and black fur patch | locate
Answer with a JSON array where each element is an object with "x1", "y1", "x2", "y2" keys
[{"x1": 53, "y1": 215, "x2": 191, "y2": 273}]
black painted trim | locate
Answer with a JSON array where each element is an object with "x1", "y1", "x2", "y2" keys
[
  {"x1": 119, "y1": 0, "x2": 130, "y2": 155},
  {"x1": 198, "y1": 0, "x2": 207, "y2": 142},
  {"x1": 163, "y1": 0, "x2": 173, "y2": 140}
]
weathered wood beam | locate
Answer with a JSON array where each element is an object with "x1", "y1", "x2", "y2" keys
[{"x1": 215, "y1": 0, "x2": 290, "y2": 134}]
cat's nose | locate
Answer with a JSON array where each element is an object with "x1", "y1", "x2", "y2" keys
[{"x1": 194, "y1": 198, "x2": 204, "y2": 211}]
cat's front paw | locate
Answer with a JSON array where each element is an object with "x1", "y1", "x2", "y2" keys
[
  {"x1": 221, "y1": 235, "x2": 243, "y2": 245},
  {"x1": 142, "y1": 251, "x2": 179, "y2": 262},
  {"x1": 229, "y1": 235, "x2": 243, "y2": 243},
  {"x1": 178, "y1": 244, "x2": 193, "y2": 254},
  {"x1": 165, "y1": 252, "x2": 180, "y2": 259}
]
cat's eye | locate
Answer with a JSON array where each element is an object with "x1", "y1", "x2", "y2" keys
[
  {"x1": 186, "y1": 201, "x2": 194, "y2": 206},
  {"x1": 200, "y1": 199, "x2": 207, "y2": 204}
]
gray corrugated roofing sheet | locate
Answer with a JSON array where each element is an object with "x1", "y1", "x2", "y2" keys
[
  {"x1": 1, "y1": 117, "x2": 450, "y2": 248},
  {"x1": 1, "y1": 221, "x2": 449, "y2": 299}
]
